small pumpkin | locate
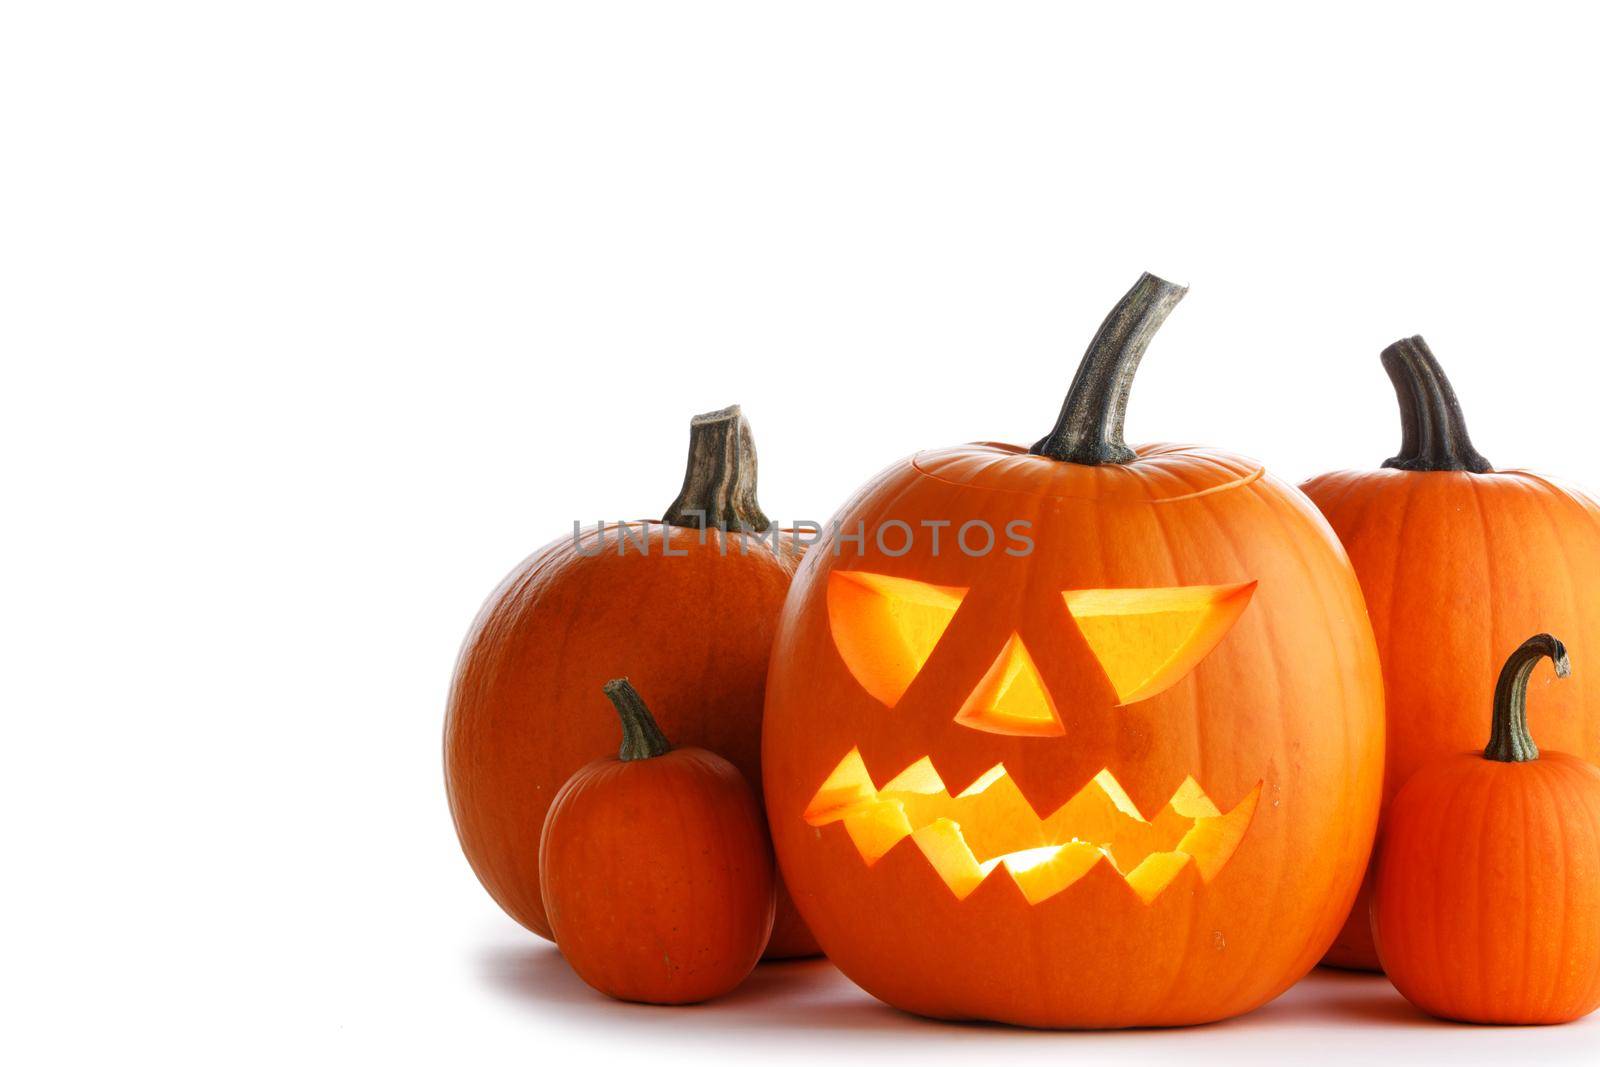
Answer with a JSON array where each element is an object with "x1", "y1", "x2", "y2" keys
[
  {"x1": 1302, "y1": 338, "x2": 1600, "y2": 970},
  {"x1": 542, "y1": 679, "x2": 775, "y2": 1004},
  {"x1": 1373, "y1": 634, "x2": 1600, "y2": 1024},
  {"x1": 763, "y1": 274, "x2": 1385, "y2": 1028},
  {"x1": 445, "y1": 406, "x2": 817, "y2": 957}
]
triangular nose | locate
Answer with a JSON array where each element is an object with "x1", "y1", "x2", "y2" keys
[{"x1": 955, "y1": 633, "x2": 1064, "y2": 736}]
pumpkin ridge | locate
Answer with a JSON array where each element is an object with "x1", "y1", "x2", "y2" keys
[
  {"x1": 1462, "y1": 761, "x2": 1496, "y2": 1008},
  {"x1": 1468, "y1": 475, "x2": 1499, "y2": 753},
  {"x1": 1574, "y1": 761, "x2": 1600, "y2": 1009},
  {"x1": 1430, "y1": 761, "x2": 1470, "y2": 1004},
  {"x1": 1523, "y1": 482, "x2": 1595, "y2": 736},
  {"x1": 1246, "y1": 476, "x2": 1371, "y2": 953},
  {"x1": 1378, "y1": 476, "x2": 1427, "y2": 750},
  {"x1": 1530, "y1": 763, "x2": 1563, "y2": 1015},
  {"x1": 1178, "y1": 477, "x2": 1286, "y2": 1010}
]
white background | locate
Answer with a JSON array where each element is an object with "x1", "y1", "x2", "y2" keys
[{"x1": 5, "y1": 2, "x2": 1600, "y2": 1063}]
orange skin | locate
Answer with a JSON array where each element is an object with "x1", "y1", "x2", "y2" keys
[
  {"x1": 542, "y1": 744, "x2": 776, "y2": 1004},
  {"x1": 764, "y1": 442, "x2": 1386, "y2": 1028},
  {"x1": 1302, "y1": 468, "x2": 1600, "y2": 968},
  {"x1": 1373, "y1": 748, "x2": 1600, "y2": 1023},
  {"x1": 445, "y1": 523, "x2": 816, "y2": 957}
]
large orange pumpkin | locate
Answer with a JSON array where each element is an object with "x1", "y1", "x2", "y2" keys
[
  {"x1": 542, "y1": 679, "x2": 775, "y2": 1004},
  {"x1": 763, "y1": 275, "x2": 1385, "y2": 1028},
  {"x1": 1374, "y1": 634, "x2": 1600, "y2": 1024},
  {"x1": 446, "y1": 406, "x2": 817, "y2": 957},
  {"x1": 1302, "y1": 337, "x2": 1600, "y2": 971}
]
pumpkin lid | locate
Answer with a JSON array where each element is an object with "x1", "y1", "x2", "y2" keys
[{"x1": 912, "y1": 442, "x2": 1264, "y2": 503}]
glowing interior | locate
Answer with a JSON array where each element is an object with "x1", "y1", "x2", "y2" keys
[
  {"x1": 828, "y1": 572, "x2": 1256, "y2": 714},
  {"x1": 827, "y1": 571, "x2": 967, "y2": 707},
  {"x1": 1063, "y1": 581, "x2": 1257, "y2": 705},
  {"x1": 804, "y1": 750, "x2": 1260, "y2": 904},
  {"x1": 954, "y1": 633, "x2": 1063, "y2": 736}
]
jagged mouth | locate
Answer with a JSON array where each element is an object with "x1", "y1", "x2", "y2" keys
[{"x1": 804, "y1": 750, "x2": 1261, "y2": 905}]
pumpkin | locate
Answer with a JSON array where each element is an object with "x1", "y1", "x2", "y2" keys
[
  {"x1": 762, "y1": 274, "x2": 1385, "y2": 1028},
  {"x1": 1302, "y1": 337, "x2": 1600, "y2": 971},
  {"x1": 1373, "y1": 634, "x2": 1600, "y2": 1023},
  {"x1": 541, "y1": 679, "x2": 776, "y2": 1003},
  {"x1": 445, "y1": 406, "x2": 818, "y2": 958}
]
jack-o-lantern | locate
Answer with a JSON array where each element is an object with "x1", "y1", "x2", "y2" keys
[{"x1": 762, "y1": 275, "x2": 1386, "y2": 1028}]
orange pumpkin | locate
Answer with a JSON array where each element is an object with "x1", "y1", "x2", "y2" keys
[
  {"x1": 1373, "y1": 634, "x2": 1600, "y2": 1024},
  {"x1": 445, "y1": 406, "x2": 817, "y2": 958},
  {"x1": 542, "y1": 679, "x2": 775, "y2": 1003},
  {"x1": 1302, "y1": 337, "x2": 1600, "y2": 970},
  {"x1": 762, "y1": 274, "x2": 1385, "y2": 1028}
]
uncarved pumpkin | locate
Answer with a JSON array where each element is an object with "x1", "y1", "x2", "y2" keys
[
  {"x1": 541, "y1": 679, "x2": 775, "y2": 1004},
  {"x1": 445, "y1": 406, "x2": 817, "y2": 957},
  {"x1": 1302, "y1": 337, "x2": 1600, "y2": 971},
  {"x1": 763, "y1": 274, "x2": 1385, "y2": 1028},
  {"x1": 1373, "y1": 635, "x2": 1600, "y2": 1024}
]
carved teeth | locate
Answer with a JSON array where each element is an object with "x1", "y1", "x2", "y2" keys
[{"x1": 804, "y1": 750, "x2": 1260, "y2": 904}]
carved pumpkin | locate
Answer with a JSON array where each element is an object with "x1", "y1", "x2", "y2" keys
[
  {"x1": 1373, "y1": 635, "x2": 1600, "y2": 1024},
  {"x1": 763, "y1": 275, "x2": 1386, "y2": 1028},
  {"x1": 445, "y1": 406, "x2": 817, "y2": 958},
  {"x1": 541, "y1": 680, "x2": 776, "y2": 1004},
  {"x1": 1302, "y1": 338, "x2": 1600, "y2": 971}
]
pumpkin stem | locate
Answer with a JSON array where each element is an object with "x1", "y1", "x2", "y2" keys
[
  {"x1": 603, "y1": 678, "x2": 673, "y2": 761},
  {"x1": 1484, "y1": 634, "x2": 1570, "y2": 763},
  {"x1": 1029, "y1": 272, "x2": 1188, "y2": 466},
  {"x1": 1380, "y1": 336, "x2": 1493, "y2": 473},
  {"x1": 663, "y1": 405, "x2": 772, "y2": 533}
]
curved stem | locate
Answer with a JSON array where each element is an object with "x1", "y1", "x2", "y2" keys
[
  {"x1": 1380, "y1": 336, "x2": 1493, "y2": 473},
  {"x1": 663, "y1": 405, "x2": 771, "y2": 532},
  {"x1": 1029, "y1": 272, "x2": 1188, "y2": 466},
  {"x1": 1484, "y1": 634, "x2": 1570, "y2": 763},
  {"x1": 603, "y1": 678, "x2": 672, "y2": 761}
]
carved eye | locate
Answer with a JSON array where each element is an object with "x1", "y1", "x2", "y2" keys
[
  {"x1": 827, "y1": 571, "x2": 967, "y2": 707},
  {"x1": 1063, "y1": 582, "x2": 1257, "y2": 705}
]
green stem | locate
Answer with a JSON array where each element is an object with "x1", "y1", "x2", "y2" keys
[
  {"x1": 1380, "y1": 336, "x2": 1493, "y2": 473},
  {"x1": 1029, "y1": 272, "x2": 1187, "y2": 466},
  {"x1": 1484, "y1": 634, "x2": 1570, "y2": 763},
  {"x1": 603, "y1": 678, "x2": 672, "y2": 761},
  {"x1": 663, "y1": 405, "x2": 771, "y2": 533}
]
